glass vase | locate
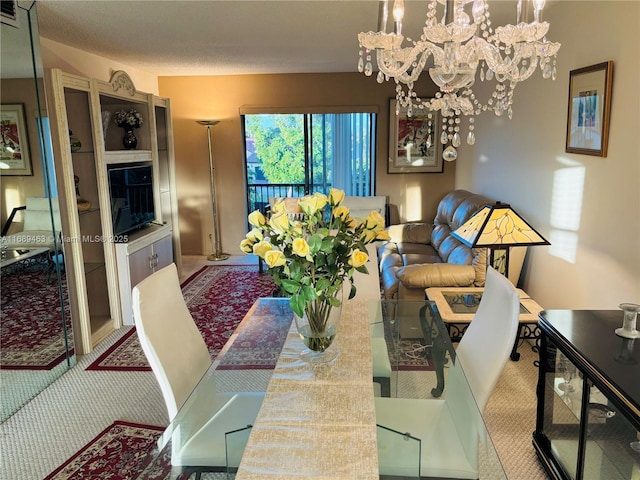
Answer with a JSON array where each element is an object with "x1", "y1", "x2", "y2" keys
[{"x1": 293, "y1": 289, "x2": 343, "y2": 364}]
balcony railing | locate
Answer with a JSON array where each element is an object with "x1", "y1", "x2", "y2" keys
[{"x1": 247, "y1": 183, "x2": 306, "y2": 214}]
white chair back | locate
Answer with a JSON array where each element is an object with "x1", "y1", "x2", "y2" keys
[
  {"x1": 342, "y1": 195, "x2": 387, "y2": 226},
  {"x1": 132, "y1": 263, "x2": 212, "y2": 420},
  {"x1": 453, "y1": 266, "x2": 520, "y2": 412},
  {"x1": 443, "y1": 266, "x2": 520, "y2": 471},
  {"x1": 24, "y1": 196, "x2": 62, "y2": 232}
]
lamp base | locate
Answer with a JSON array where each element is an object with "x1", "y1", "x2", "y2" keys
[{"x1": 207, "y1": 253, "x2": 230, "y2": 261}]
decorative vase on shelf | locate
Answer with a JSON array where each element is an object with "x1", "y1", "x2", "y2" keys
[
  {"x1": 122, "y1": 129, "x2": 137, "y2": 150},
  {"x1": 293, "y1": 289, "x2": 343, "y2": 364},
  {"x1": 114, "y1": 109, "x2": 143, "y2": 150},
  {"x1": 69, "y1": 130, "x2": 81, "y2": 152}
]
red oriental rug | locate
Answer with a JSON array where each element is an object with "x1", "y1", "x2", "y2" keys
[
  {"x1": 86, "y1": 265, "x2": 276, "y2": 371},
  {"x1": 0, "y1": 271, "x2": 73, "y2": 370},
  {"x1": 43, "y1": 421, "x2": 178, "y2": 480}
]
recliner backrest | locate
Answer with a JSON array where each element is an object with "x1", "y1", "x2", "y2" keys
[
  {"x1": 432, "y1": 190, "x2": 491, "y2": 286},
  {"x1": 132, "y1": 263, "x2": 212, "y2": 420}
]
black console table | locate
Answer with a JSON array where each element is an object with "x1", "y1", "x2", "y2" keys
[{"x1": 533, "y1": 310, "x2": 640, "y2": 479}]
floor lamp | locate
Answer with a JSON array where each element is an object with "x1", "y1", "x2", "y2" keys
[{"x1": 197, "y1": 120, "x2": 229, "y2": 261}]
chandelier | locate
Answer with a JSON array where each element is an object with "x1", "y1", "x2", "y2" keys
[{"x1": 358, "y1": 0, "x2": 561, "y2": 161}]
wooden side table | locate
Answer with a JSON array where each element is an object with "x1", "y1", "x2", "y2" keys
[{"x1": 426, "y1": 286, "x2": 543, "y2": 361}]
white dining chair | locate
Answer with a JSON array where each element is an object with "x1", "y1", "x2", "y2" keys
[
  {"x1": 375, "y1": 266, "x2": 520, "y2": 478},
  {"x1": 132, "y1": 263, "x2": 264, "y2": 478}
]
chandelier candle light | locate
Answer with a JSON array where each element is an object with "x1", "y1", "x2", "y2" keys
[{"x1": 358, "y1": 0, "x2": 561, "y2": 162}]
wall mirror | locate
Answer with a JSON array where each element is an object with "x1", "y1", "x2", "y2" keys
[{"x1": 0, "y1": 0, "x2": 75, "y2": 422}]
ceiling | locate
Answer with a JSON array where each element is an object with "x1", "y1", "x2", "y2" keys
[{"x1": 36, "y1": 0, "x2": 523, "y2": 77}]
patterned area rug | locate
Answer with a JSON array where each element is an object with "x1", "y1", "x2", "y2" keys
[
  {"x1": 43, "y1": 421, "x2": 177, "y2": 480},
  {"x1": 216, "y1": 297, "x2": 293, "y2": 370},
  {"x1": 0, "y1": 271, "x2": 74, "y2": 370},
  {"x1": 86, "y1": 265, "x2": 276, "y2": 371},
  {"x1": 394, "y1": 338, "x2": 434, "y2": 371}
]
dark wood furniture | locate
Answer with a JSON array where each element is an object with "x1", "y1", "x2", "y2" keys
[{"x1": 533, "y1": 309, "x2": 640, "y2": 480}]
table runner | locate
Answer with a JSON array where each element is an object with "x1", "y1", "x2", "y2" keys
[
  {"x1": 236, "y1": 244, "x2": 380, "y2": 478},
  {"x1": 235, "y1": 299, "x2": 379, "y2": 478}
]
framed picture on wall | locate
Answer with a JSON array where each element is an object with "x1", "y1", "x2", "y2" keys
[
  {"x1": 0, "y1": 104, "x2": 32, "y2": 175},
  {"x1": 565, "y1": 61, "x2": 613, "y2": 157},
  {"x1": 388, "y1": 99, "x2": 443, "y2": 174}
]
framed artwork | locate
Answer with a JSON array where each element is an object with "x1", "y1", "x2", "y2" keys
[
  {"x1": 565, "y1": 61, "x2": 613, "y2": 157},
  {"x1": 388, "y1": 99, "x2": 442, "y2": 173},
  {"x1": 0, "y1": 104, "x2": 32, "y2": 175}
]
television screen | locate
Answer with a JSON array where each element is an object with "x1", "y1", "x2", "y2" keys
[{"x1": 108, "y1": 164, "x2": 155, "y2": 237}]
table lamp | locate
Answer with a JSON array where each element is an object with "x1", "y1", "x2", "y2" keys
[{"x1": 451, "y1": 201, "x2": 550, "y2": 279}]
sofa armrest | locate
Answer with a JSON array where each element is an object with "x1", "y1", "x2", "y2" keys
[
  {"x1": 396, "y1": 263, "x2": 476, "y2": 288},
  {"x1": 386, "y1": 222, "x2": 432, "y2": 244}
]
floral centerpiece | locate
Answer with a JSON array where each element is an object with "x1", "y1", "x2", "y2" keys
[
  {"x1": 113, "y1": 109, "x2": 143, "y2": 149},
  {"x1": 113, "y1": 109, "x2": 143, "y2": 130},
  {"x1": 240, "y1": 189, "x2": 389, "y2": 361}
]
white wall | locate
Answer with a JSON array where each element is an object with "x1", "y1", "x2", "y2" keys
[
  {"x1": 456, "y1": 1, "x2": 640, "y2": 309},
  {"x1": 40, "y1": 38, "x2": 159, "y2": 95}
]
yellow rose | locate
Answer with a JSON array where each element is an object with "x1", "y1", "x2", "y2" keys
[
  {"x1": 264, "y1": 249, "x2": 287, "y2": 268},
  {"x1": 271, "y1": 200, "x2": 286, "y2": 214},
  {"x1": 313, "y1": 192, "x2": 328, "y2": 210},
  {"x1": 246, "y1": 228, "x2": 263, "y2": 243},
  {"x1": 269, "y1": 212, "x2": 290, "y2": 234},
  {"x1": 376, "y1": 229, "x2": 391, "y2": 241},
  {"x1": 252, "y1": 240, "x2": 273, "y2": 258},
  {"x1": 360, "y1": 229, "x2": 377, "y2": 243},
  {"x1": 348, "y1": 248, "x2": 369, "y2": 268},
  {"x1": 292, "y1": 237, "x2": 310, "y2": 257},
  {"x1": 299, "y1": 192, "x2": 327, "y2": 215},
  {"x1": 239, "y1": 238, "x2": 253, "y2": 254},
  {"x1": 291, "y1": 222, "x2": 304, "y2": 236},
  {"x1": 364, "y1": 210, "x2": 385, "y2": 231},
  {"x1": 333, "y1": 205, "x2": 350, "y2": 220},
  {"x1": 248, "y1": 210, "x2": 266, "y2": 228},
  {"x1": 328, "y1": 188, "x2": 345, "y2": 206}
]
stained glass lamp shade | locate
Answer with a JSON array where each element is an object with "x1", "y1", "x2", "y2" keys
[{"x1": 451, "y1": 202, "x2": 550, "y2": 278}]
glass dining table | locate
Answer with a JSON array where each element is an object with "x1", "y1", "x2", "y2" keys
[{"x1": 138, "y1": 297, "x2": 506, "y2": 479}]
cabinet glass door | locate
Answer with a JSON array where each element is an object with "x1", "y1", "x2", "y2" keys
[{"x1": 543, "y1": 341, "x2": 640, "y2": 479}]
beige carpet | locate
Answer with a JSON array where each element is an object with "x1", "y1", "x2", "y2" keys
[{"x1": 485, "y1": 342, "x2": 549, "y2": 480}]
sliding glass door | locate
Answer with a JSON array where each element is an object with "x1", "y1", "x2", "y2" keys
[{"x1": 242, "y1": 111, "x2": 376, "y2": 214}]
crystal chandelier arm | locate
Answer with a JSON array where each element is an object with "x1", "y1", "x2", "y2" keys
[
  {"x1": 493, "y1": 22, "x2": 550, "y2": 44},
  {"x1": 510, "y1": 50, "x2": 539, "y2": 83},
  {"x1": 376, "y1": 41, "x2": 444, "y2": 82},
  {"x1": 535, "y1": 41, "x2": 561, "y2": 58},
  {"x1": 475, "y1": 39, "x2": 524, "y2": 78}
]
